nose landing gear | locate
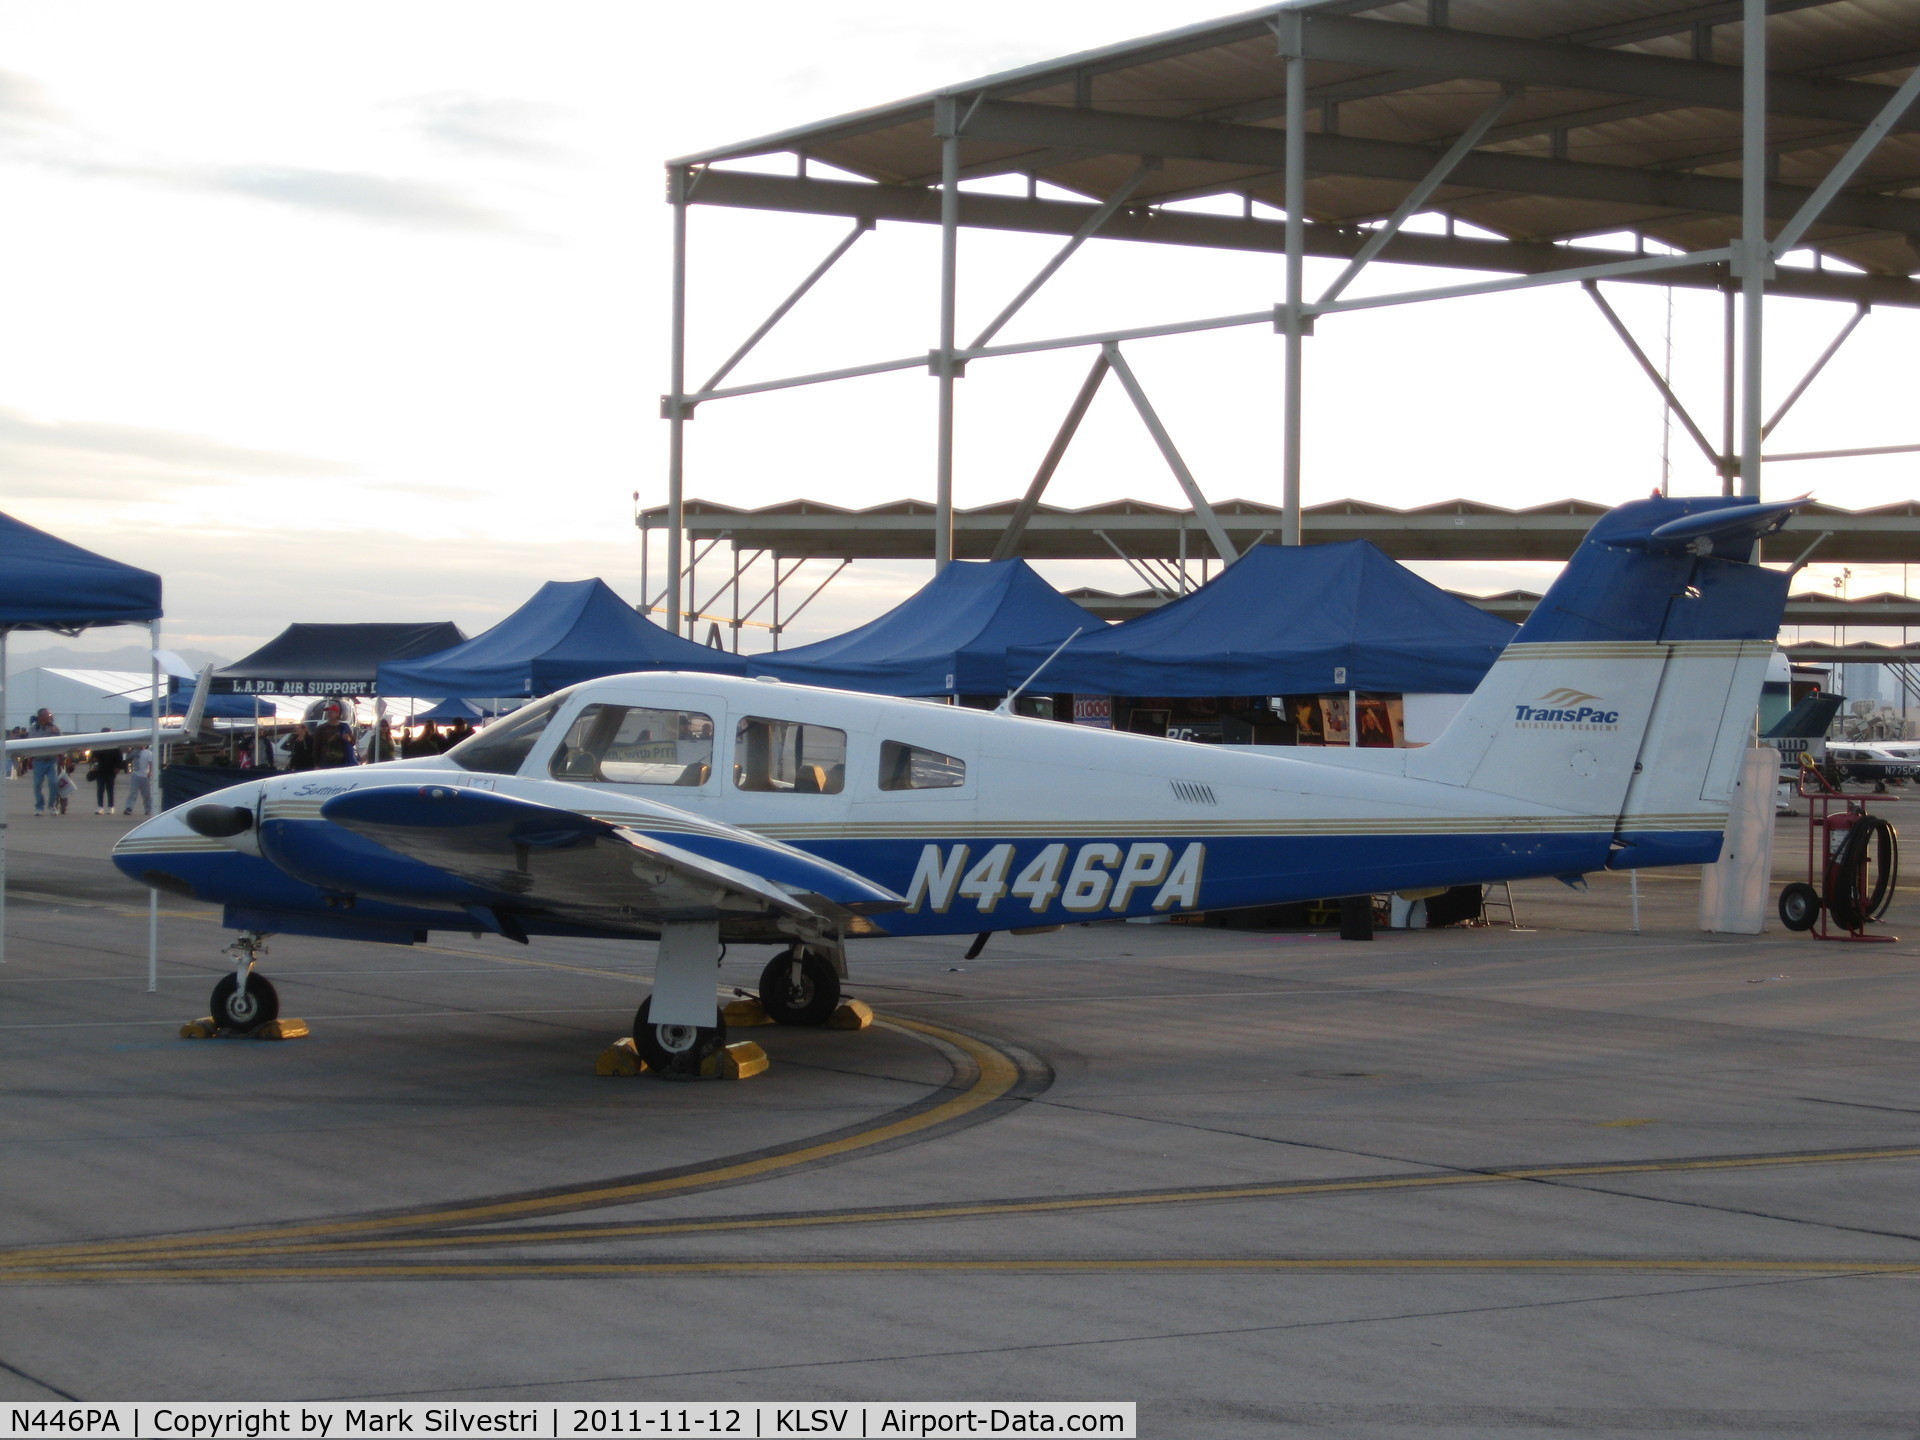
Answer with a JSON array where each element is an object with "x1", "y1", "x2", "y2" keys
[{"x1": 210, "y1": 934, "x2": 280, "y2": 1034}]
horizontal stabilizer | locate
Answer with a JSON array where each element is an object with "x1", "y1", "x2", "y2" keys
[{"x1": 1601, "y1": 496, "x2": 1807, "y2": 558}]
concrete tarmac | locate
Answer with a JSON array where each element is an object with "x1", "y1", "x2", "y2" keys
[{"x1": 2, "y1": 776, "x2": 1918, "y2": 1436}]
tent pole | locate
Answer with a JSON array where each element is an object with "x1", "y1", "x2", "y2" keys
[
  {"x1": 1348, "y1": 688, "x2": 1357, "y2": 747},
  {"x1": 0, "y1": 626, "x2": 9, "y2": 966},
  {"x1": 148, "y1": 619, "x2": 161, "y2": 992}
]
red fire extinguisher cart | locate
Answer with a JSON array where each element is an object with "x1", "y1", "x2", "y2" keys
[{"x1": 1778, "y1": 760, "x2": 1899, "y2": 941}]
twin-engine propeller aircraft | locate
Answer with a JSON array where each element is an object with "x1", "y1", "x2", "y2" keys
[{"x1": 116, "y1": 495, "x2": 1800, "y2": 1074}]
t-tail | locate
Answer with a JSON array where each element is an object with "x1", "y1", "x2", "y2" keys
[{"x1": 1407, "y1": 494, "x2": 1804, "y2": 869}]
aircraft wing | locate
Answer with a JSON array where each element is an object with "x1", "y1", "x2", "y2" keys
[
  {"x1": 7, "y1": 665, "x2": 213, "y2": 758},
  {"x1": 6, "y1": 726, "x2": 182, "y2": 759},
  {"x1": 319, "y1": 784, "x2": 904, "y2": 931}
]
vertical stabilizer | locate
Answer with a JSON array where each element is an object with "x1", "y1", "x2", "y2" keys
[{"x1": 1408, "y1": 496, "x2": 1800, "y2": 864}]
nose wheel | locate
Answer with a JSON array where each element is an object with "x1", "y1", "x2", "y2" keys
[
  {"x1": 210, "y1": 935, "x2": 279, "y2": 1034},
  {"x1": 631, "y1": 996, "x2": 727, "y2": 1077},
  {"x1": 757, "y1": 946, "x2": 841, "y2": 1026}
]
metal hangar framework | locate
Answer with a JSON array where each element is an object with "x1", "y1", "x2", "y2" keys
[{"x1": 652, "y1": 0, "x2": 1920, "y2": 638}]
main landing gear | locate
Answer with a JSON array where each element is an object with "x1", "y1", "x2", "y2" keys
[
  {"x1": 757, "y1": 945, "x2": 841, "y2": 1026},
  {"x1": 630, "y1": 996, "x2": 728, "y2": 1077},
  {"x1": 210, "y1": 934, "x2": 280, "y2": 1034}
]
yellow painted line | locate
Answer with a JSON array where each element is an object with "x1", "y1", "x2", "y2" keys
[
  {"x1": 7, "y1": 1258, "x2": 1918, "y2": 1286},
  {"x1": 20, "y1": 1143, "x2": 1920, "y2": 1271},
  {"x1": 0, "y1": 1014, "x2": 1022, "y2": 1268}
]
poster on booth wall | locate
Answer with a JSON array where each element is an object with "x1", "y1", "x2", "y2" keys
[
  {"x1": 1289, "y1": 695, "x2": 1324, "y2": 744},
  {"x1": 1355, "y1": 694, "x2": 1404, "y2": 747},
  {"x1": 1072, "y1": 695, "x2": 1113, "y2": 728},
  {"x1": 1319, "y1": 694, "x2": 1351, "y2": 746}
]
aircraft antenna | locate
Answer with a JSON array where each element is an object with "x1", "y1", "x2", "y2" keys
[{"x1": 994, "y1": 628, "x2": 1084, "y2": 716}]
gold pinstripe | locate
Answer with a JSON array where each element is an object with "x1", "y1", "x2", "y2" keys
[{"x1": 1499, "y1": 639, "x2": 1767, "y2": 661}]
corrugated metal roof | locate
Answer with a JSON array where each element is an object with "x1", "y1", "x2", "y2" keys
[
  {"x1": 640, "y1": 495, "x2": 1920, "y2": 562},
  {"x1": 678, "y1": 0, "x2": 1920, "y2": 278}
]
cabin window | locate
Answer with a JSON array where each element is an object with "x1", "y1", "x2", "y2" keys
[
  {"x1": 550, "y1": 704, "x2": 714, "y2": 786},
  {"x1": 445, "y1": 696, "x2": 564, "y2": 776},
  {"x1": 879, "y1": 740, "x2": 966, "y2": 791},
  {"x1": 734, "y1": 716, "x2": 846, "y2": 794}
]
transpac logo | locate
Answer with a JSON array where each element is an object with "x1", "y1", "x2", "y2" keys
[{"x1": 1513, "y1": 687, "x2": 1621, "y2": 728}]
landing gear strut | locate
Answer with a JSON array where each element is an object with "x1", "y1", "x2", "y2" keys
[
  {"x1": 757, "y1": 945, "x2": 841, "y2": 1026},
  {"x1": 210, "y1": 934, "x2": 279, "y2": 1034}
]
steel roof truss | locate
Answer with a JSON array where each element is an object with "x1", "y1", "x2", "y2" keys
[
  {"x1": 956, "y1": 101, "x2": 1920, "y2": 239},
  {"x1": 697, "y1": 219, "x2": 873, "y2": 398},
  {"x1": 1771, "y1": 62, "x2": 1920, "y2": 256},
  {"x1": 970, "y1": 159, "x2": 1157, "y2": 351},
  {"x1": 686, "y1": 170, "x2": 1920, "y2": 309},
  {"x1": 990, "y1": 351, "x2": 1111, "y2": 564},
  {"x1": 1295, "y1": 13, "x2": 1917, "y2": 132},
  {"x1": 1580, "y1": 281, "x2": 1724, "y2": 474},
  {"x1": 1103, "y1": 344, "x2": 1239, "y2": 564},
  {"x1": 1316, "y1": 86, "x2": 1518, "y2": 306},
  {"x1": 1763, "y1": 303, "x2": 1869, "y2": 439},
  {"x1": 1311, "y1": 245, "x2": 1736, "y2": 318}
]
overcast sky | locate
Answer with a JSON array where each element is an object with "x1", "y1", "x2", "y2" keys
[{"x1": 5, "y1": 0, "x2": 1916, "y2": 663}]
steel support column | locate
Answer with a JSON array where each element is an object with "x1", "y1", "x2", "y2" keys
[
  {"x1": 1739, "y1": 0, "x2": 1767, "y2": 500},
  {"x1": 1279, "y1": 21, "x2": 1307, "y2": 547},
  {"x1": 934, "y1": 112, "x2": 963, "y2": 571},
  {"x1": 666, "y1": 166, "x2": 691, "y2": 631}
]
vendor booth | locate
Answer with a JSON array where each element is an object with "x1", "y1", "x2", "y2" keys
[
  {"x1": 750, "y1": 558, "x2": 1097, "y2": 698},
  {"x1": 376, "y1": 578, "x2": 745, "y2": 699},
  {"x1": 1004, "y1": 540, "x2": 1517, "y2": 746}
]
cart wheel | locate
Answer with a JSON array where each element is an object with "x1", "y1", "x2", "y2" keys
[{"x1": 1778, "y1": 882, "x2": 1821, "y2": 933}]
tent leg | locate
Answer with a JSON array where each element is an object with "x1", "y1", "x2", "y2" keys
[
  {"x1": 148, "y1": 619, "x2": 161, "y2": 992},
  {"x1": 0, "y1": 626, "x2": 8, "y2": 966}
]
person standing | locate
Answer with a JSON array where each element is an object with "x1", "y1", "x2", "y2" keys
[
  {"x1": 359, "y1": 716, "x2": 398, "y2": 764},
  {"x1": 27, "y1": 708, "x2": 60, "y2": 816},
  {"x1": 91, "y1": 746, "x2": 125, "y2": 813},
  {"x1": 124, "y1": 744, "x2": 155, "y2": 816},
  {"x1": 312, "y1": 716, "x2": 359, "y2": 769},
  {"x1": 284, "y1": 724, "x2": 316, "y2": 772}
]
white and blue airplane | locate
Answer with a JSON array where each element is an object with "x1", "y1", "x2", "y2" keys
[{"x1": 114, "y1": 494, "x2": 1800, "y2": 1073}]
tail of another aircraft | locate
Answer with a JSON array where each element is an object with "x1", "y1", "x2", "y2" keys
[{"x1": 1407, "y1": 495, "x2": 1802, "y2": 868}]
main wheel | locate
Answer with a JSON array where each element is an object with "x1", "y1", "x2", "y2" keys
[
  {"x1": 210, "y1": 972, "x2": 280, "y2": 1034},
  {"x1": 1777, "y1": 881, "x2": 1822, "y2": 933},
  {"x1": 757, "y1": 948, "x2": 840, "y2": 1026},
  {"x1": 631, "y1": 997, "x2": 727, "y2": 1078}
]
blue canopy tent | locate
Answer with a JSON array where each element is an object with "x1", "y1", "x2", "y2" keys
[
  {"x1": 1006, "y1": 540, "x2": 1517, "y2": 698},
  {"x1": 751, "y1": 559, "x2": 1098, "y2": 696},
  {"x1": 130, "y1": 692, "x2": 287, "y2": 719},
  {"x1": 377, "y1": 578, "x2": 747, "y2": 699},
  {"x1": 0, "y1": 512, "x2": 164, "y2": 972},
  {"x1": 411, "y1": 697, "x2": 491, "y2": 723}
]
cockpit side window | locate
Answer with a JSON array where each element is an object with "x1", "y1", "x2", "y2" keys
[
  {"x1": 550, "y1": 704, "x2": 714, "y2": 786},
  {"x1": 878, "y1": 740, "x2": 965, "y2": 791},
  {"x1": 734, "y1": 716, "x2": 846, "y2": 794},
  {"x1": 445, "y1": 696, "x2": 565, "y2": 776}
]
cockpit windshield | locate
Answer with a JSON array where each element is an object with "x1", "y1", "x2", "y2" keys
[{"x1": 445, "y1": 695, "x2": 566, "y2": 776}]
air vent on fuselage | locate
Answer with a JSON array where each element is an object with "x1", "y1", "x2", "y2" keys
[{"x1": 1170, "y1": 780, "x2": 1217, "y2": 805}]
